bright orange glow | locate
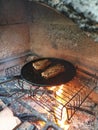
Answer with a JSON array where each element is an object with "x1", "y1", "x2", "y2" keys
[
  {"x1": 56, "y1": 107, "x2": 69, "y2": 130},
  {"x1": 55, "y1": 85, "x2": 69, "y2": 130},
  {"x1": 35, "y1": 120, "x2": 45, "y2": 127},
  {"x1": 48, "y1": 85, "x2": 69, "y2": 130}
]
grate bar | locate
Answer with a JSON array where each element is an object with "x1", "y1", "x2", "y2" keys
[
  {"x1": 29, "y1": 76, "x2": 97, "y2": 121},
  {"x1": 0, "y1": 64, "x2": 97, "y2": 122}
]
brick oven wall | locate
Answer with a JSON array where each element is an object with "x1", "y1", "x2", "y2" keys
[
  {"x1": 0, "y1": 24, "x2": 30, "y2": 60},
  {"x1": 0, "y1": 0, "x2": 98, "y2": 74},
  {"x1": 29, "y1": 2, "x2": 98, "y2": 74},
  {"x1": 0, "y1": 0, "x2": 30, "y2": 60}
]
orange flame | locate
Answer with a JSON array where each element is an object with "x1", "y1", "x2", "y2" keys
[
  {"x1": 55, "y1": 85, "x2": 69, "y2": 130},
  {"x1": 48, "y1": 85, "x2": 69, "y2": 130}
]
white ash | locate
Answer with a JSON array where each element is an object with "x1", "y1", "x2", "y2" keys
[
  {"x1": 0, "y1": 77, "x2": 98, "y2": 129},
  {"x1": 32, "y1": 0, "x2": 98, "y2": 31},
  {"x1": 65, "y1": 0, "x2": 98, "y2": 22},
  {"x1": 68, "y1": 98, "x2": 98, "y2": 130},
  {"x1": 68, "y1": 111, "x2": 96, "y2": 130}
]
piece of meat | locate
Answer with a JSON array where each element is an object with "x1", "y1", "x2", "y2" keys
[
  {"x1": 32, "y1": 59, "x2": 51, "y2": 70},
  {"x1": 41, "y1": 64, "x2": 65, "y2": 79}
]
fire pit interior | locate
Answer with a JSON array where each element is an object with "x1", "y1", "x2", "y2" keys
[
  {"x1": 0, "y1": 0, "x2": 98, "y2": 130},
  {"x1": 0, "y1": 54, "x2": 98, "y2": 130}
]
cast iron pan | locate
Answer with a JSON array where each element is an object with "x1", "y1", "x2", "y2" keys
[{"x1": 21, "y1": 57, "x2": 76, "y2": 86}]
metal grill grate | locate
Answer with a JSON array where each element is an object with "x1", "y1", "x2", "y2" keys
[
  {"x1": 1, "y1": 65, "x2": 97, "y2": 122},
  {"x1": 30, "y1": 77, "x2": 97, "y2": 120}
]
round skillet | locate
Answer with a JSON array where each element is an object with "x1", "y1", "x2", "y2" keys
[{"x1": 21, "y1": 57, "x2": 76, "y2": 87}]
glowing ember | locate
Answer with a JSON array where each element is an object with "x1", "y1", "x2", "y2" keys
[
  {"x1": 48, "y1": 85, "x2": 69, "y2": 130},
  {"x1": 55, "y1": 85, "x2": 69, "y2": 130},
  {"x1": 56, "y1": 107, "x2": 69, "y2": 130},
  {"x1": 32, "y1": 120, "x2": 45, "y2": 129}
]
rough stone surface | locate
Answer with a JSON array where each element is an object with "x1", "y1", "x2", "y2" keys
[
  {"x1": 30, "y1": 3, "x2": 98, "y2": 74},
  {"x1": 0, "y1": 1, "x2": 98, "y2": 73},
  {"x1": 0, "y1": 24, "x2": 30, "y2": 60},
  {"x1": 32, "y1": 0, "x2": 98, "y2": 31},
  {"x1": 64, "y1": 0, "x2": 98, "y2": 22},
  {"x1": 0, "y1": 0, "x2": 28, "y2": 25}
]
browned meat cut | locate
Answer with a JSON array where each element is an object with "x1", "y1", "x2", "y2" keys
[
  {"x1": 41, "y1": 64, "x2": 65, "y2": 79},
  {"x1": 32, "y1": 59, "x2": 51, "y2": 70}
]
